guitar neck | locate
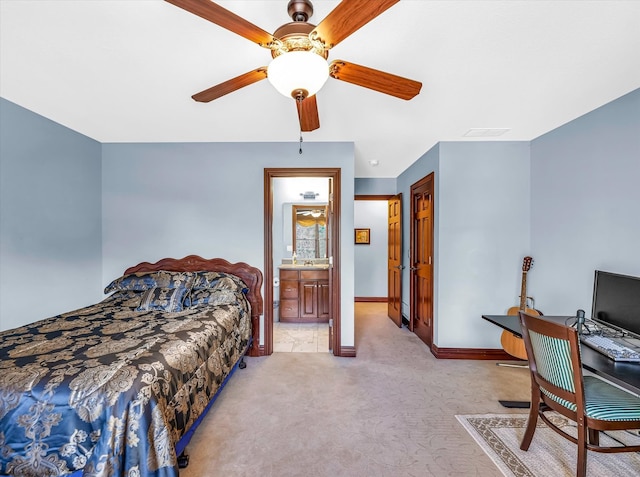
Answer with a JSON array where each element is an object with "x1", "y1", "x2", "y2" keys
[{"x1": 519, "y1": 271, "x2": 528, "y2": 311}]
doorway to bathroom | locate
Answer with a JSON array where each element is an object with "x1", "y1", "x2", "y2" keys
[{"x1": 264, "y1": 168, "x2": 342, "y2": 356}]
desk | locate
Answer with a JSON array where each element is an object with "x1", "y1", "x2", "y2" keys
[{"x1": 483, "y1": 314, "x2": 640, "y2": 396}]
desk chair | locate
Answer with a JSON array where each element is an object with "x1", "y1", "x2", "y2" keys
[{"x1": 518, "y1": 311, "x2": 640, "y2": 477}]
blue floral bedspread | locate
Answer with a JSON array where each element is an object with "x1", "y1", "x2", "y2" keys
[{"x1": 0, "y1": 291, "x2": 251, "y2": 477}]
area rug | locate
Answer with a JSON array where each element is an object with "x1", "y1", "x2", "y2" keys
[{"x1": 456, "y1": 413, "x2": 640, "y2": 477}]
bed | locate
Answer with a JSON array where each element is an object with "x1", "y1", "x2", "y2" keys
[{"x1": 0, "y1": 255, "x2": 263, "y2": 477}]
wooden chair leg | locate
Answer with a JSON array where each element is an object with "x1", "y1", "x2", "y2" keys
[
  {"x1": 520, "y1": 391, "x2": 540, "y2": 450},
  {"x1": 576, "y1": 422, "x2": 587, "y2": 477},
  {"x1": 588, "y1": 428, "x2": 599, "y2": 446}
]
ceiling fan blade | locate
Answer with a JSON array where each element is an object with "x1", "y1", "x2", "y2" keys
[
  {"x1": 329, "y1": 60, "x2": 422, "y2": 100},
  {"x1": 165, "y1": 0, "x2": 276, "y2": 48},
  {"x1": 192, "y1": 68, "x2": 268, "y2": 102},
  {"x1": 296, "y1": 95, "x2": 320, "y2": 132},
  {"x1": 311, "y1": 0, "x2": 399, "y2": 49}
]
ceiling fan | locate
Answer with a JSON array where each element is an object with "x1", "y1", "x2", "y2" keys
[{"x1": 165, "y1": 0, "x2": 422, "y2": 131}]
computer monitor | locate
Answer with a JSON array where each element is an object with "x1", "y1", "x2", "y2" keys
[{"x1": 592, "y1": 270, "x2": 640, "y2": 337}]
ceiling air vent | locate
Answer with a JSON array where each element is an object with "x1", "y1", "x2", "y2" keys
[
  {"x1": 300, "y1": 191, "x2": 319, "y2": 200},
  {"x1": 463, "y1": 128, "x2": 511, "y2": 137}
]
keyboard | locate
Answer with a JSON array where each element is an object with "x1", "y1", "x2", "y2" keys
[{"x1": 580, "y1": 334, "x2": 640, "y2": 362}]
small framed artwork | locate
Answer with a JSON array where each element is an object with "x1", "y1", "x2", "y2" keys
[{"x1": 354, "y1": 228, "x2": 370, "y2": 245}]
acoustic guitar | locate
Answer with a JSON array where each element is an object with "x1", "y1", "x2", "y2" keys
[{"x1": 501, "y1": 256, "x2": 541, "y2": 360}]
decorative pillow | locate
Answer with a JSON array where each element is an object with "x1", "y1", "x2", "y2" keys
[
  {"x1": 136, "y1": 286, "x2": 191, "y2": 313},
  {"x1": 192, "y1": 271, "x2": 248, "y2": 293},
  {"x1": 187, "y1": 289, "x2": 239, "y2": 307},
  {"x1": 191, "y1": 271, "x2": 229, "y2": 289},
  {"x1": 105, "y1": 271, "x2": 194, "y2": 294}
]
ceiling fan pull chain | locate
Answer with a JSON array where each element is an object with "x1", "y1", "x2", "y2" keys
[{"x1": 297, "y1": 95, "x2": 304, "y2": 154}]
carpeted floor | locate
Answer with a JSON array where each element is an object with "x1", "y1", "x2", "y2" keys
[
  {"x1": 178, "y1": 303, "x2": 534, "y2": 476},
  {"x1": 457, "y1": 413, "x2": 640, "y2": 477}
]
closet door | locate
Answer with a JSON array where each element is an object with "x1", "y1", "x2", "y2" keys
[
  {"x1": 410, "y1": 174, "x2": 434, "y2": 348},
  {"x1": 387, "y1": 193, "x2": 403, "y2": 327}
]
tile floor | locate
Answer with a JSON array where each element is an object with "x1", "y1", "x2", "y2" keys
[{"x1": 273, "y1": 321, "x2": 330, "y2": 352}]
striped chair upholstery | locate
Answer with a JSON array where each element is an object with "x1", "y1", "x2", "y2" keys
[
  {"x1": 528, "y1": 330, "x2": 640, "y2": 421},
  {"x1": 519, "y1": 311, "x2": 640, "y2": 477},
  {"x1": 528, "y1": 330, "x2": 576, "y2": 397}
]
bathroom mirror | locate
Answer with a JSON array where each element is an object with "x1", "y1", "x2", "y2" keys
[{"x1": 292, "y1": 204, "x2": 328, "y2": 259}]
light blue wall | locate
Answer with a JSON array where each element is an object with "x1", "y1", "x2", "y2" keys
[
  {"x1": 101, "y1": 142, "x2": 356, "y2": 345},
  {"x1": 2, "y1": 86, "x2": 638, "y2": 352},
  {"x1": 390, "y1": 89, "x2": 639, "y2": 350},
  {"x1": 0, "y1": 98, "x2": 102, "y2": 330},
  {"x1": 437, "y1": 142, "x2": 530, "y2": 347},
  {"x1": 0, "y1": 99, "x2": 356, "y2": 343},
  {"x1": 354, "y1": 200, "x2": 388, "y2": 297},
  {"x1": 396, "y1": 142, "x2": 530, "y2": 348},
  {"x1": 529, "y1": 88, "x2": 640, "y2": 317},
  {"x1": 354, "y1": 178, "x2": 396, "y2": 195}
]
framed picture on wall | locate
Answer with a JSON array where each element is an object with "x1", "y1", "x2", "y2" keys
[{"x1": 355, "y1": 228, "x2": 370, "y2": 244}]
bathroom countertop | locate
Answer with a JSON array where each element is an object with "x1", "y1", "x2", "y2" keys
[{"x1": 278, "y1": 264, "x2": 330, "y2": 270}]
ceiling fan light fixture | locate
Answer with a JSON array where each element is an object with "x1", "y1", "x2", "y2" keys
[{"x1": 267, "y1": 51, "x2": 329, "y2": 99}]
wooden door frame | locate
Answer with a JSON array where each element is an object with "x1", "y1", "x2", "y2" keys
[
  {"x1": 264, "y1": 168, "x2": 342, "y2": 356},
  {"x1": 354, "y1": 195, "x2": 394, "y2": 304}
]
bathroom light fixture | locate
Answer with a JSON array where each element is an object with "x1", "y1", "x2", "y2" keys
[
  {"x1": 368, "y1": 160, "x2": 380, "y2": 166},
  {"x1": 267, "y1": 51, "x2": 329, "y2": 101},
  {"x1": 300, "y1": 191, "x2": 319, "y2": 200}
]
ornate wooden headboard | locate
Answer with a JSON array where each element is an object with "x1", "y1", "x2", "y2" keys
[{"x1": 124, "y1": 255, "x2": 263, "y2": 356}]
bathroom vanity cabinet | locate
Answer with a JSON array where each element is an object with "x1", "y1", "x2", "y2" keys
[{"x1": 279, "y1": 268, "x2": 330, "y2": 323}]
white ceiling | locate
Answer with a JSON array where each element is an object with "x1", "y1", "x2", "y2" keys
[{"x1": 1, "y1": 1, "x2": 639, "y2": 178}]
